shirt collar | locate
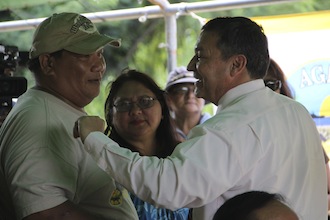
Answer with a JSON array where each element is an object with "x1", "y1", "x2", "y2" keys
[{"x1": 216, "y1": 79, "x2": 265, "y2": 113}]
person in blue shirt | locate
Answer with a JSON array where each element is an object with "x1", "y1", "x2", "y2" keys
[{"x1": 103, "y1": 68, "x2": 189, "y2": 220}]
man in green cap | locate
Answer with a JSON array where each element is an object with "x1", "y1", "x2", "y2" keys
[{"x1": 0, "y1": 12, "x2": 138, "y2": 220}]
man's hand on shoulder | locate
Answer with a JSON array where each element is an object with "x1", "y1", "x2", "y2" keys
[{"x1": 73, "y1": 116, "x2": 105, "y2": 143}]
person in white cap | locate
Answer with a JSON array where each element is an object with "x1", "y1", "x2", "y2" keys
[
  {"x1": 0, "y1": 12, "x2": 138, "y2": 220},
  {"x1": 165, "y1": 66, "x2": 211, "y2": 141}
]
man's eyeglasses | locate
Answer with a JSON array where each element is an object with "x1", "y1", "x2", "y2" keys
[
  {"x1": 113, "y1": 96, "x2": 157, "y2": 112},
  {"x1": 264, "y1": 80, "x2": 282, "y2": 91},
  {"x1": 169, "y1": 86, "x2": 195, "y2": 95}
]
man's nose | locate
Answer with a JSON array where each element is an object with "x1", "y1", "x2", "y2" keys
[
  {"x1": 92, "y1": 55, "x2": 106, "y2": 74},
  {"x1": 187, "y1": 55, "x2": 196, "y2": 71}
]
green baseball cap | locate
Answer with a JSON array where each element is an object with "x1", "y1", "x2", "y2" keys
[{"x1": 29, "y1": 12, "x2": 121, "y2": 59}]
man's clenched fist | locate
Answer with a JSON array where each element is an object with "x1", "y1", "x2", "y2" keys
[{"x1": 74, "y1": 116, "x2": 105, "y2": 143}]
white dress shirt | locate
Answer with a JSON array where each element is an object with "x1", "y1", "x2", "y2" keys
[{"x1": 84, "y1": 79, "x2": 327, "y2": 220}]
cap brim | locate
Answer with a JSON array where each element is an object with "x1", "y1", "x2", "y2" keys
[
  {"x1": 166, "y1": 78, "x2": 197, "y2": 90},
  {"x1": 65, "y1": 34, "x2": 121, "y2": 55}
]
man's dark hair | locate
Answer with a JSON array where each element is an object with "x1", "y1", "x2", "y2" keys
[
  {"x1": 213, "y1": 191, "x2": 286, "y2": 220},
  {"x1": 202, "y1": 17, "x2": 270, "y2": 79},
  {"x1": 27, "y1": 50, "x2": 64, "y2": 76}
]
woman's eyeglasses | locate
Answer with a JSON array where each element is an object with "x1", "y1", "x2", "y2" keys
[
  {"x1": 113, "y1": 96, "x2": 157, "y2": 112},
  {"x1": 264, "y1": 80, "x2": 282, "y2": 91}
]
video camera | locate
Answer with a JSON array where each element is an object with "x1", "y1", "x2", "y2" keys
[{"x1": 0, "y1": 44, "x2": 28, "y2": 127}]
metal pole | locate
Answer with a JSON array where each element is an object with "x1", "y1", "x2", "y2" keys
[
  {"x1": 149, "y1": 0, "x2": 177, "y2": 72},
  {"x1": 165, "y1": 15, "x2": 177, "y2": 72},
  {"x1": 0, "y1": 0, "x2": 298, "y2": 32}
]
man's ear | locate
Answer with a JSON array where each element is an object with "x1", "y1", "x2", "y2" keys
[
  {"x1": 39, "y1": 54, "x2": 55, "y2": 75},
  {"x1": 230, "y1": 54, "x2": 247, "y2": 77}
]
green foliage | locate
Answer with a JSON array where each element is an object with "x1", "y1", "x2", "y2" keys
[
  {"x1": 202, "y1": 103, "x2": 216, "y2": 116},
  {"x1": 176, "y1": 16, "x2": 202, "y2": 66},
  {"x1": 0, "y1": 0, "x2": 66, "y2": 10},
  {"x1": 128, "y1": 19, "x2": 168, "y2": 87}
]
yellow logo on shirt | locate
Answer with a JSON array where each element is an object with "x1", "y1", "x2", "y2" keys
[{"x1": 110, "y1": 188, "x2": 123, "y2": 206}]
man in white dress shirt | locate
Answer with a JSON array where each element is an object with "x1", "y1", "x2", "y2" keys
[{"x1": 74, "y1": 16, "x2": 327, "y2": 220}]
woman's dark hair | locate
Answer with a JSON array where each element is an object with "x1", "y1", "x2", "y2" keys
[
  {"x1": 104, "y1": 68, "x2": 179, "y2": 158},
  {"x1": 266, "y1": 59, "x2": 294, "y2": 98},
  {"x1": 213, "y1": 191, "x2": 286, "y2": 220},
  {"x1": 202, "y1": 17, "x2": 270, "y2": 79}
]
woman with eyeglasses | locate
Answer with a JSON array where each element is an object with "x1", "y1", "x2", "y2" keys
[
  {"x1": 264, "y1": 58, "x2": 294, "y2": 98},
  {"x1": 104, "y1": 69, "x2": 189, "y2": 220}
]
